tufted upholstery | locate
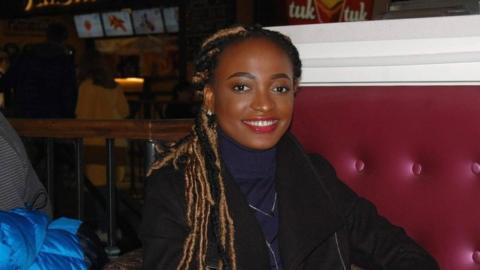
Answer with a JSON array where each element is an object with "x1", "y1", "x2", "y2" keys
[{"x1": 291, "y1": 86, "x2": 480, "y2": 270}]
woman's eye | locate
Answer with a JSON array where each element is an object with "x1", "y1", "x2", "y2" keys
[
  {"x1": 273, "y1": 86, "x2": 290, "y2": 93},
  {"x1": 232, "y1": 84, "x2": 250, "y2": 92}
]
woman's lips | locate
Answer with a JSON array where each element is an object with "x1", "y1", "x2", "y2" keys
[{"x1": 242, "y1": 119, "x2": 279, "y2": 133}]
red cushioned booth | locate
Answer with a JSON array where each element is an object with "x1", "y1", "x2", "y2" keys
[{"x1": 291, "y1": 86, "x2": 480, "y2": 269}]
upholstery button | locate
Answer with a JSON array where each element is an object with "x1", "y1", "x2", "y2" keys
[
  {"x1": 355, "y1": 160, "x2": 365, "y2": 173},
  {"x1": 472, "y1": 250, "x2": 480, "y2": 264},
  {"x1": 472, "y1": 162, "x2": 480, "y2": 175},
  {"x1": 412, "y1": 163, "x2": 422, "y2": 175}
]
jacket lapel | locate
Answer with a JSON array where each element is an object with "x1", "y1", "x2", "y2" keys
[
  {"x1": 221, "y1": 169, "x2": 271, "y2": 269},
  {"x1": 276, "y1": 133, "x2": 344, "y2": 270}
]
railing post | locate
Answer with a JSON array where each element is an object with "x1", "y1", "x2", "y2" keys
[
  {"x1": 74, "y1": 138, "x2": 84, "y2": 220},
  {"x1": 105, "y1": 138, "x2": 120, "y2": 258},
  {"x1": 129, "y1": 140, "x2": 136, "y2": 194},
  {"x1": 145, "y1": 139, "x2": 156, "y2": 174},
  {"x1": 45, "y1": 138, "x2": 54, "y2": 211}
]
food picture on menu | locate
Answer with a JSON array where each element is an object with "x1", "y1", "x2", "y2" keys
[
  {"x1": 102, "y1": 11, "x2": 134, "y2": 37},
  {"x1": 132, "y1": 8, "x2": 165, "y2": 34},
  {"x1": 74, "y1": 13, "x2": 104, "y2": 38}
]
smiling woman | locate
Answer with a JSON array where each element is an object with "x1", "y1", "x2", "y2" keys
[
  {"x1": 140, "y1": 25, "x2": 439, "y2": 270},
  {"x1": 204, "y1": 37, "x2": 296, "y2": 150}
]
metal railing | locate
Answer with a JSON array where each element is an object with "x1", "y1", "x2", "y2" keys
[{"x1": 9, "y1": 118, "x2": 192, "y2": 256}]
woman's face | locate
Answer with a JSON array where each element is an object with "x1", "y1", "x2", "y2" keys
[{"x1": 204, "y1": 38, "x2": 296, "y2": 150}]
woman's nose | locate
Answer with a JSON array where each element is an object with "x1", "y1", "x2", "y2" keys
[{"x1": 251, "y1": 89, "x2": 274, "y2": 112}]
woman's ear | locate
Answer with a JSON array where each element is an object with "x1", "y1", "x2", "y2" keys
[{"x1": 203, "y1": 85, "x2": 215, "y2": 113}]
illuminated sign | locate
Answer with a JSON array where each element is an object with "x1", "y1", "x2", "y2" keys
[
  {"x1": 25, "y1": 0, "x2": 97, "y2": 12},
  {"x1": 286, "y1": 0, "x2": 373, "y2": 24}
]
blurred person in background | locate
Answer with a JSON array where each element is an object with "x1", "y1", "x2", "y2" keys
[
  {"x1": 1, "y1": 23, "x2": 78, "y2": 218},
  {"x1": 76, "y1": 53, "x2": 132, "y2": 240},
  {"x1": 2, "y1": 22, "x2": 77, "y2": 119},
  {"x1": 0, "y1": 111, "x2": 108, "y2": 270},
  {"x1": 76, "y1": 54, "x2": 130, "y2": 188},
  {"x1": 0, "y1": 111, "x2": 51, "y2": 215}
]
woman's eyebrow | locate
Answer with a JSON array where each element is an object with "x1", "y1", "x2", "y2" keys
[
  {"x1": 271, "y1": 73, "x2": 291, "y2": 80},
  {"x1": 227, "y1": 72, "x2": 255, "y2": 80}
]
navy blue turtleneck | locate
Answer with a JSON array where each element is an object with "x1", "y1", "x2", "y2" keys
[{"x1": 218, "y1": 129, "x2": 282, "y2": 270}]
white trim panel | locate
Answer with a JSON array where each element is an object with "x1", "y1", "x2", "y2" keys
[{"x1": 269, "y1": 15, "x2": 480, "y2": 86}]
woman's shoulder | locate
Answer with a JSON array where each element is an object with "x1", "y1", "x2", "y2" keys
[
  {"x1": 142, "y1": 161, "x2": 189, "y2": 236},
  {"x1": 306, "y1": 153, "x2": 338, "y2": 178},
  {"x1": 282, "y1": 133, "x2": 337, "y2": 177},
  {"x1": 145, "y1": 161, "x2": 188, "y2": 203},
  {"x1": 147, "y1": 162, "x2": 185, "y2": 187},
  {"x1": 305, "y1": 153, "x2": 358, "y2": 204}
]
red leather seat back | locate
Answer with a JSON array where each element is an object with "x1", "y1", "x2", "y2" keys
[{"x1": 291, "y1": 86, "x2": 480, "y2": 270}]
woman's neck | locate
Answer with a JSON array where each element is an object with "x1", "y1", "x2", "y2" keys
[{"x1": 217, "y1": 129, "x2": 276, "y2": 179}]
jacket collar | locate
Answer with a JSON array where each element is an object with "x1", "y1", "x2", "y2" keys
[
  {"x1": 276, "y1": 133, "x2": 344, "y2": 270},
  {"x1": 220, "y1": 133, "x2": 344, "y2": 270}
]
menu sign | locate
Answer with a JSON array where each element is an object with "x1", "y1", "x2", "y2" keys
[{"x1": 287, "y1": 0, "x2": 373, "y2": 24}]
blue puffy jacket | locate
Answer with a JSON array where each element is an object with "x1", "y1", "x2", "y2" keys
[{"x1": 0, "y1": 208, "x2": 106, "y2": 270}]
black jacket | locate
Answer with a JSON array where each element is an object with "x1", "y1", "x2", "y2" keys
[{"x1": 141, "y1": 133, "x2": 439, "y2": 270}]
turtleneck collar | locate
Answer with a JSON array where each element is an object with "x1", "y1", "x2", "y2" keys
[
  {"x1": 218, "y1": 129, "x2": 282, "y2": 269},
  {"x1": 218, "y1": 129, "x2": 277, "y2": 180}
]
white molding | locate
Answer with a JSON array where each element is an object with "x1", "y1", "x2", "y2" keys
[{"x1": 269, "y1": 15, "x2": 480, "y2": 86}]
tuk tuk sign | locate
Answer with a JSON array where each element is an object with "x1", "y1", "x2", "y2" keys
[
  {"x1": 287, "y1": 0, "x2": 373, "y2": 24},
  {"x1": 24, "y1": 0, "x2": 97, "y2": 12}
]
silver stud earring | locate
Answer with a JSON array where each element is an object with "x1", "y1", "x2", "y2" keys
[{"x1": 206, "y1": 109, "x2": 213, "y2": 116}]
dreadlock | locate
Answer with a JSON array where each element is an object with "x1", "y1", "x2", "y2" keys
[{"x1": 148, "y1": 25, "x2": 302, "y2": 270}]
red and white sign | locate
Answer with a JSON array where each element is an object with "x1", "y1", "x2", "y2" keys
[{"x1": 287, "y1": 0, "x2": 373, "y2": 24}]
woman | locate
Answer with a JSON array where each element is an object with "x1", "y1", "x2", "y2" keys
[
  {"x1": 141, "y1": 26, "x2": 438, "y2": 270},
  {"x1": 76, "y1": 55, "x2": 130, "y2": 187}
]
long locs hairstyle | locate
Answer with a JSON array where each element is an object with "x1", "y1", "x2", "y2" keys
[{"x1": 148, "y1": 25, "x2": 302, "y2": 270}]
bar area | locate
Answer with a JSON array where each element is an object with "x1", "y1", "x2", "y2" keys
[{"x1": 1, "y1": 1, "x2": 480, "y2": 269}]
